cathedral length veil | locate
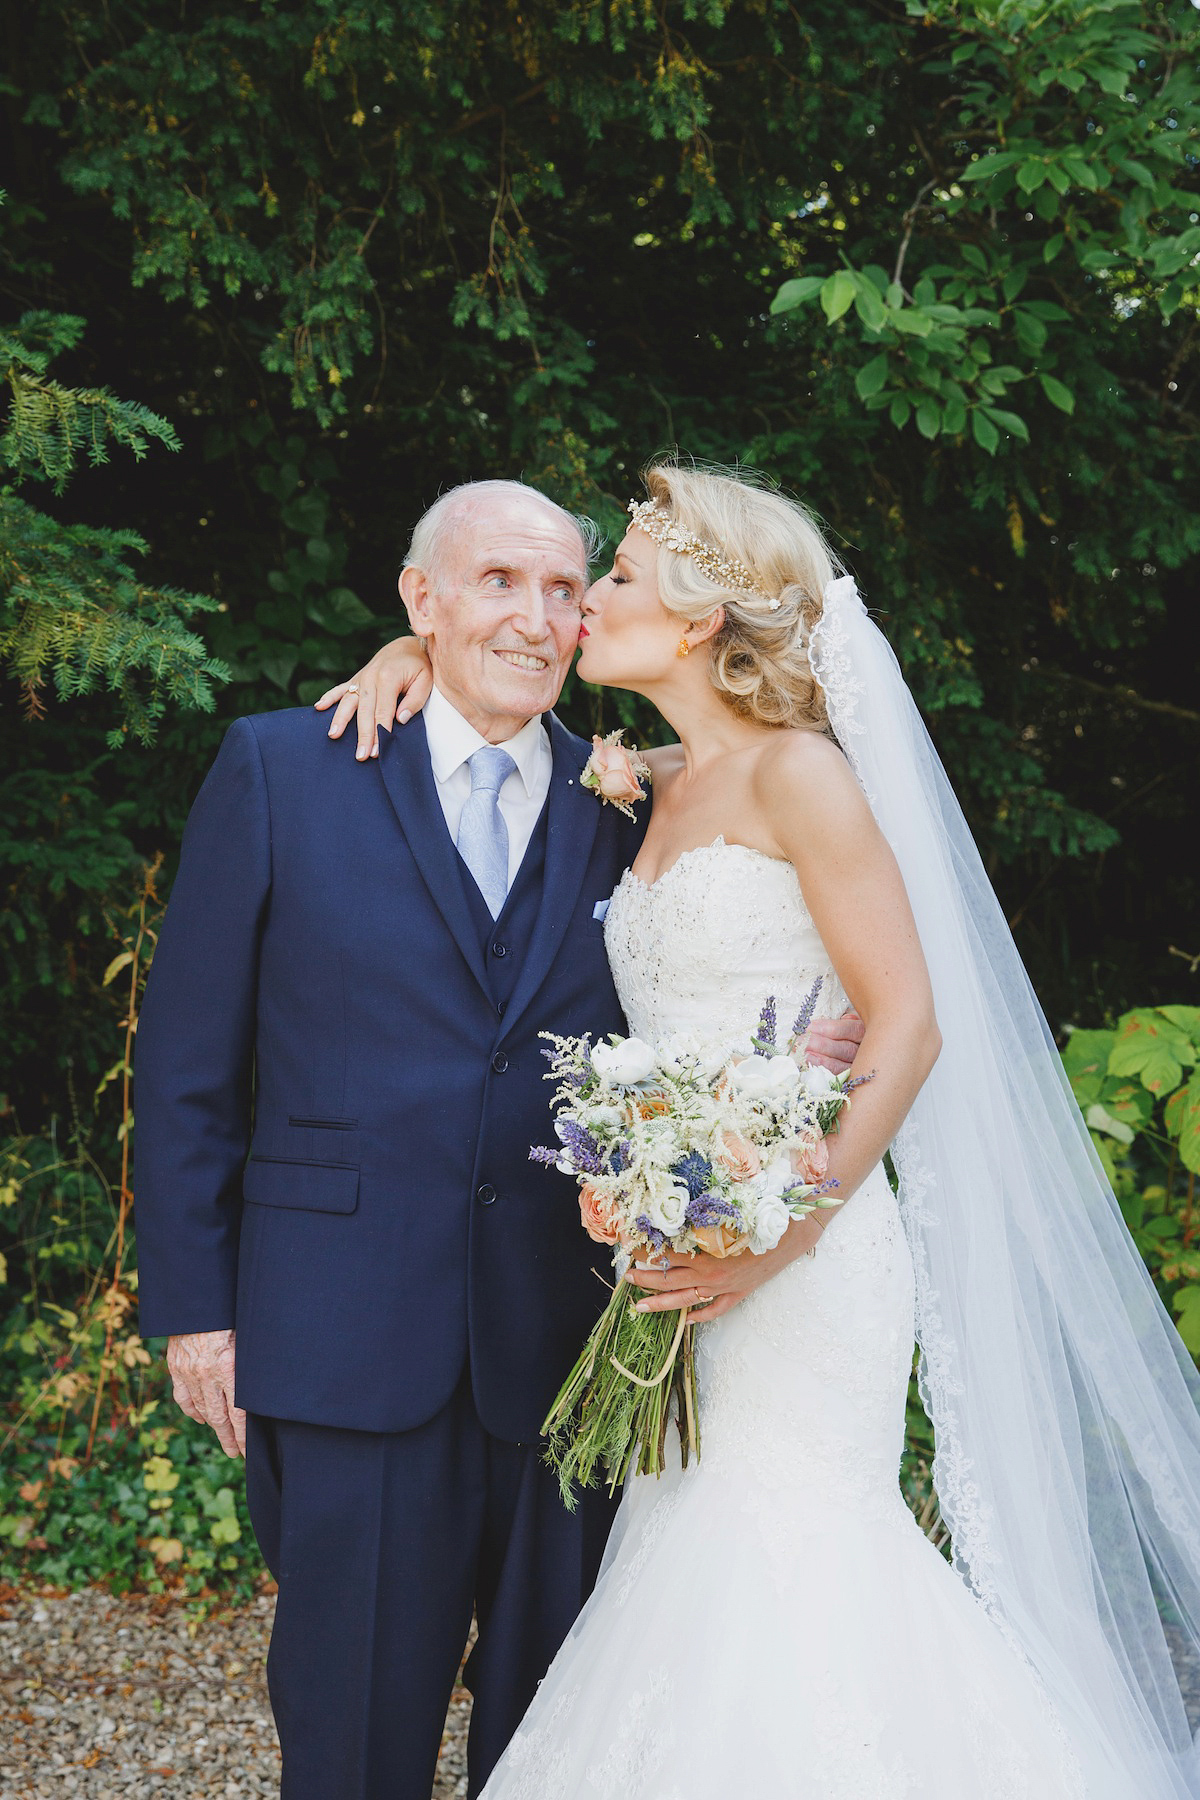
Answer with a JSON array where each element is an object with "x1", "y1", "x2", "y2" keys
[{"x1": 809, "y1": 577, "x2": 1200, "y2": 1798}]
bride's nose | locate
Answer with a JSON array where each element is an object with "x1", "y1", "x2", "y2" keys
[{"x1": 582, "y1": 578, "x2": 606, "y2": 617}]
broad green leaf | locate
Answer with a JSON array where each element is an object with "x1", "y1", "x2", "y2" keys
[
  {"x1": 853, "y1": 278, "x2": 888, "y2": 331},
  {"x1": 942, "y1": 392, "x2": 967, "y2": 435},
  {"x1": 1172, "y1": 1287, "x2": 1200, "y2": 1356},
  {"x1": 1043, "y1": 234, "x2": 1066, "y2": 264},
  {"x1": 892, "y1": 307, "x2": 933, "y2": 337},
  {"x1": 1062, "y1": 1028, "x2": 1116, "y2": 1081},
  {"x1": 1045, "y1": 162, "x2": 1070, "y2": 195},
  {"x1": 1039, "y1": 373, "x2": 1075, "y2": 414},
  {"x1": 855, "y1": 353, "x2": 891, "y2": 399},
  {"x1": 820, "y1": 271, "x2": 856, "y2": 324},
  {"x1": 770, "y1": 275, "x2": 824, "y2": 315},
  {"x1": 1108, "y1": 1010, "x2": 1193, "y2": 1095},
  {"x1": 1159, "y1": 1007, "x2": 1200, "y2": 1042},
  {"x1": 1119, "y1": 159, "x2": 1155, "y2": 191},
  {"x1": 972, "y1": 410, "x2": 999, "y2": 454},
  {"x1": 959, "y1": 152, "x2": 1022, "y2": 181},
  {"x1": 982, "y1": 406, "x2": 1030, "y2": 443},
  {"x1": 889, "y1": 396, "x2": 911, "y2": 429},
  {"x1": 1016, "y1": 160, "x2": 1047, "y2": 194},
  {"x1": 916, "y1": 399, "x2": 941, "y2": 440},
  {"x1": 1165, "y1": 1075, "x2": 1200, "y2": 1173}
]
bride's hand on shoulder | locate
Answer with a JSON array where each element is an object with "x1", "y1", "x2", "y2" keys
[{"x1": 314, "y1": 636, "x2": 434, "y2": 761}]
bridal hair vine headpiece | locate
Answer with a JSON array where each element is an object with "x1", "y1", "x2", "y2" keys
[{"x1": 626, "y1": 499, "x2": 779, "y2": 608}]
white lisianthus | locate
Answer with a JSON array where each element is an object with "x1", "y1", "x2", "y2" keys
[
  {"x1": 655, "y1": 1032, "x2": 701, "y2": 1075},
  {"x1": 644, "y1": 1180, "x2": 690, "y2": 1237},
  {"x1": 591, "y1": 1036, "x2": 657, "y2": 1085},
  {"x1": 800, "y1": 1063, "x2": 838, "y2": 1098},
  {"x1": 730, "y1": 1054, "x2": 802, "y2": 1100}
]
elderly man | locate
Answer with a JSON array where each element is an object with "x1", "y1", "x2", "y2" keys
[{"x1": 135, "y1": 480, "x2": 860, "y2": 1800}]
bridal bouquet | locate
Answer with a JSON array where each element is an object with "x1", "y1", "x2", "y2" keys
[{"x1": 531, "y1": 983, "x2": 853, "y2": 1505}]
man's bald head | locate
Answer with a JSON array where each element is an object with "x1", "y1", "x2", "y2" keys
[{"x1": 406, "y1": 481, "x2": 600, "y2": 597}]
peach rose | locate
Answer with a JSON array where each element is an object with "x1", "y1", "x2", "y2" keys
[
  {"x1": 690, "y1": 1222, "x2": 750, "y2": 1260},
  {"x1": 791, "y1": 1135, "x2": 829, "y2": 1186},
  {"x1": 718, "y1": 1130, "x2": 761, "y2": 1182},
  {"x1": 581, "y1": 731, "x2": 650, "y2": 816},
  {"x1": 578, "y1": 1183, "x2": 620, "y2": 1245}
]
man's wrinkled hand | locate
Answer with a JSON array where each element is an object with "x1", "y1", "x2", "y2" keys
[
  {"x1": 166, "y1": 1328, "x2": 245, "y2": 1458},
  {"x1": 806, "y1": 1006, "x2": 865, "y2": 1075}
]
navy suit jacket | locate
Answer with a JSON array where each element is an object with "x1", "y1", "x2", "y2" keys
[{"x1": 134, "y1": 705, "x2": 646, "y2": 1440}]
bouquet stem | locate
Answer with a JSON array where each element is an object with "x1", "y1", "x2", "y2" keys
[{"x1": 541, "y1": 1281, "x2": 700, "y2": 1509}]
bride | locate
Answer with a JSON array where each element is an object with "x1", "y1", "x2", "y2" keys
[{"x1": 322, "y1": 462, "x2": 1200, "y2": 1797}]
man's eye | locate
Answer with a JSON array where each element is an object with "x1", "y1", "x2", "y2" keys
[{"x1": 550, "y1": 586, "x2": 581, "y2": 607}]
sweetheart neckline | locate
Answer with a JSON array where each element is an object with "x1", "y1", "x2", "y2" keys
[{"x1": 621, "y1": 835, "x2": 794, "y2": 895}]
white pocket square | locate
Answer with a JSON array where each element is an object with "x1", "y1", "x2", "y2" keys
[{"x1": 592, "y1": 899, "x2": 611, "y2": 922}]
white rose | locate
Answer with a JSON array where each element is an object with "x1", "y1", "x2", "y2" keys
[
  {"x1": 730, "y1": 1054, "x2": 802, "y2": 1100},
  {"x1": 748, "y1": 1189, "x2": 792, "y2": 1254},
  {"x1": 800, "y1": 1063, "x2": 838, "y2": 1098},
  {"x1": 591, "y1": 1037, "x2": 657, "y2": 1085},
  {"x1": 582, "y1": 1104, "x2": 624, "y2": 1133},
  {"x1": 644, "y1": 1181, "x2": 690, "y2": 1238}
]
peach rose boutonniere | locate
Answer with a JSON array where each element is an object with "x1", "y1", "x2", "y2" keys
[{"x1": 581, "y1": 729, "x2": 651, "y2": 819}]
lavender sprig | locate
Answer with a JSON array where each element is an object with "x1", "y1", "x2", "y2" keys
[
  {"x1": 555, "y1": 1119, "x2": 604, "y2": 1175},
  {"x1": 791, "y1": 977, "x2": 824, "y2": 1042},
  {"x1": 752, "y1": 995, "x2": 778, "y2": 1054}
]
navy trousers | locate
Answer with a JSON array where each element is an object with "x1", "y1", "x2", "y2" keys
[{"x1": 245, "y1": 1378, "x2": 618, "y2": 1799}]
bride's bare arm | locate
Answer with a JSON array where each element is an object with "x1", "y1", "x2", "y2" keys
[
  {"x1": 633, "y1": 731, "x2": 937, "y2": 1319},
  {"x1": 314, "y1": 636, "x2": 434, "y2": 760}
]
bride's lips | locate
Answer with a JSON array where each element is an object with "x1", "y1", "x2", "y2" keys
[{"x1": 579, "y1": 623, "x2": 590, "y2": 640}]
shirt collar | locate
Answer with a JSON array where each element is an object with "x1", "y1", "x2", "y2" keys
[{"x1": 423, "y1": 683, "x2": 548, "y2": 797}]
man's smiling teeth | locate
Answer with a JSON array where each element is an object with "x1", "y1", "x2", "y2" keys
[{"x1": 495, "y1": 651, "x2": 548, "y2": 671}]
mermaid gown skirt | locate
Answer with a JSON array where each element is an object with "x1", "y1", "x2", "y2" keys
[{"x1": 481, "y1": 841, "x2": 1083, "y2": 1799}]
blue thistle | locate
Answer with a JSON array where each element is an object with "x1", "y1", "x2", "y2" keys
[
  {"x1": 791, "y1": 978, "x2": 824, "y2": 1041},
  {"x1": 669, "y1": 1150, "x2": 714, "y2": 1203},
  {"x1": 609, "y1": 1139, "x2": 632, "y2": 1175}
]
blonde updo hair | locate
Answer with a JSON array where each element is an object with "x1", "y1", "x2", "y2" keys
[{"x1": 639, "y1": 460, "x2": 842, "y2": 732}]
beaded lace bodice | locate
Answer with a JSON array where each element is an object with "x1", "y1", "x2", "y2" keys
[{"x1": 604, "y1": 836, "x2": 849, "y2": 1048}]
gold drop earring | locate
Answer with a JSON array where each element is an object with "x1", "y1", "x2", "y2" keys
[{"x1": 677, "y1": 636, "x2": 691, "y2": 658}]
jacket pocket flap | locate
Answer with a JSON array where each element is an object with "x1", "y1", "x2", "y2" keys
[{"x1": 243, "y1": 1157, "x2": 359, "y2": 1215}]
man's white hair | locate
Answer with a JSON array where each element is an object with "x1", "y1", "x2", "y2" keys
[{"x1": 404, "y1": 480, "x2": 602, "y2": 590}]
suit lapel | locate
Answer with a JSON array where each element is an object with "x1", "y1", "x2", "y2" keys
[
  {"x1": 501, "y1": 713, "x2": 601, "y2": 1041},
  {"x1": 374, "y1": 716, "x2": 491, "y2": 1000}
]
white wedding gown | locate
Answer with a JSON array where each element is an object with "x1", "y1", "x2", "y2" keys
[{"x1": 482, "y1": 839, "x2": 1086, "y2": 1800}]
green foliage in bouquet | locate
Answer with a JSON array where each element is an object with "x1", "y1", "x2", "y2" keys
[{"x1": 1062, "y1": 1005, "x2": 1200, "y2": 1353}]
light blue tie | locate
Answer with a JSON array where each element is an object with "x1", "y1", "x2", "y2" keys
[{"x1": 456, "y1": 745, "x2": 517, "y2": 918}]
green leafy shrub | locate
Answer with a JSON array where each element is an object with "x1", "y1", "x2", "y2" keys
[{"x1": 1062, "y1": 1005, "x2": 1200, "y2": 1351}]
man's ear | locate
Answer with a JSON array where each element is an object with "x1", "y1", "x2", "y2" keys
[{"x1": 399, "y1": 564, "x2": 434, "y2": 636}]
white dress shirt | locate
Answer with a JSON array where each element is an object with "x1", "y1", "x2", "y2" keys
[{"x1": 422, "y1": 683, "x2": 553, "y2": 891}]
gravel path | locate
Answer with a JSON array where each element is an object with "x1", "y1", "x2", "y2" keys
[{"x1": 0, "y1": 1586, "x2": 471, "y2": 1798}]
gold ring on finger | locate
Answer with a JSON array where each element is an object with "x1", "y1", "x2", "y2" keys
[{"x1": 345, "y1": 683, "x2": 360, "y2": 695}]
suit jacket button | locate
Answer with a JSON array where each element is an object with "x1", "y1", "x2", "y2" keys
[
  {"x1": 491, "y1": 1051, "x2": 509, "y2": 1074},
  {"x1": 476, "y1": 1183, "x2": 497, "y2": 1206},
  {"x1": 491, "y1": 941, "x2": 508, "y2": 958}
]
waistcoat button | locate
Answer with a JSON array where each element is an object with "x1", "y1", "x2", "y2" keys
[
  {"x1": 491, "y1": 940, "x2": 508, "y2": 958},
  {"x1": 476, "y1": 1183, "x2": 496, "y2": 1206},
  {"x1": 491, "y1": 1051, "x2": 509, "y2": 1074}
]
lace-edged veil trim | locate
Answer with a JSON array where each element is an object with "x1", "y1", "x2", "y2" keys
[{"x1": 809, "y1": 576, "x2": 1200, "y2": 1799}]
